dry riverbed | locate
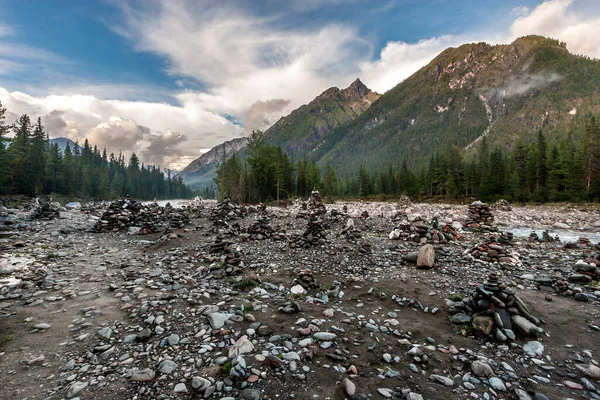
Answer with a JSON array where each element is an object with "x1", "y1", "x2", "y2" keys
[{"x1": 1, "y1": 198, "x2": 600, "y2": 400}]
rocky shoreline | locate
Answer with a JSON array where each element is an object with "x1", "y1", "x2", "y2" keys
[{"x1": 1, "y1": 197, "x2": 600, "y2": 400}]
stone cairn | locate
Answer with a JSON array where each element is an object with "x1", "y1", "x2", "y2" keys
[
  {"x1": 29, "y1": 197, "x2": 60, "y2": 220},
  {"x1": 288, "y1": 215, "x2": 329, "y2": 248},
  {"x1": 209, "y1": 235, "x2": 243, "y2": 275},
  {"x1": 94, "y1": 199, "x2": 163, "y2": 234},
  {"x1": 491, "y1": 199, "x2": 512, "y2": 211},
  {"x1": 528, "y1": 230, "x2": 559, "y2": 243},
  {"x1": 209, "y1": 198, "x2": 246, "y2": 221},
  {"x1": 339, "y1": 218, "x2": 362, "y2": 242},
  {"x1": 464, "y1": 201, "x2": 497, "y2": 232},
  {"x1": 244, "y1": 215, "x2": 285, "y2": 241},
  {"x1": 307, "y1": 190, "x2": 326, "y2": 215},
  {"x1": 465, "y1": 239, "x2": 519, "y2": 265},
  {"x1": 448, "y1": 273, "x2": 544, "y2": 341},
  {"x1": 389, "y1": 217, "x2": 461, "y2": 244},
  {"x1": 294, "y1": 269, "x2": 318, "y2": 290}
]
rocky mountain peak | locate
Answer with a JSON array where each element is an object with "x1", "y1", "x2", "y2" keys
[{"x1": 341, "y1": 78, "x2": 370, "y2": 100}]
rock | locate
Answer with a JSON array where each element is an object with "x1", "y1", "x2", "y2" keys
[
  {"x1": 290, "y1": 284, "x2": 305, "y2": 294},
  {"x1": 34, "y1": 323, "x2": 51, "y2": 330},
  {"x1": 167, "y1": 333, "x2": 180, "y2": 345},
  {"x1": 130, "y1": 368, "x2": 156, "y2": 381},
  {"x1": 239, "y1": 388, "x2": 261, "y2": 400},
  {"x1": 158, "y1": 360, "x2": 178, "y2": 374},
  {"x1": 511, "y1": 315, "x2": 540, "y2": 336},
  {"x1": 429, "y1": 374, "x2": 454, "y2": 387},
  {"x1": 472, "y1": 316, "x2": 494, "y2": 337},
  {"x1": 574, "y1": 293, "x2": 589, "y2": 302},
  {"x1": 97, "y1": 327, "x2": 112, "y2": 339},
  {"x1": 489, "y1": 377, "x2": 506, "y2": 391},
  {"x1": 404, "y1": 251, "x2": 418, "y2": 264},
  {"x1": 449, "y1": 313, "x2": 472, "y2": 324},
  {"x1": 471, "y1": 360, "x2": 494, "y2": 377},
  {"x1": 377, "y1": 388, "x2": 393, "y2": 398},
  {"x1": 313, "y1": 332, "x2": 336, "y2": 341},
  {"x1": 192, "y1": 376, "x2": 211, "y2": 390},
  {"x1": 522, "y1": 341, "x2": 544, "y2": 357},
  {"x1": 553, "y1": 222, "x2": 570, "y2": 229},
  {"x1": 406, "y1": 394, "x2": 424, "y2": 400},
  {"x1": 67, "y1": 381, "x2": 88, "y2": 397},
  {"x1": 341, "y1": 378, "x2": 356, "y2": 396},
  {"x1": 575, "y1": 364, "x2": 600, "y2": 380},
  {"x1": 207, "y1": 312, "x2": 233, "y2": 329},
  {"x1": 416, "y1": 244, "x2": 435, "y2": 268},
  {"x1": 174, "y1": 383, "x2": 188, "y2": 393},
  {"x1": 229, "y1": 335, "x2": 254, "y2": 357}
]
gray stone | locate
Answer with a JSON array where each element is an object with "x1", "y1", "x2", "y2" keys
[
  {"x1": 130, "y1": 368, "x2": 155, "y2": 382},
  {"x1": 97, "y1": 327, "x2": 112, "y2": 339},
  {"x1": 313, "y1": 332, "x2": 336, "y2": 341},
  {"x1": 67, "y1": 381, "x2": 88, "y2": 397},
  {"x1": 416, "y1": 244, "x2": 435, "y2": 268},
  {"x1": 239, "y1": 388, "x2": 261, "y2": 400},
  {"x1": 449, "y1": 313, "x2": 472, "y2": 324},
  {"x1": 174, "y1": 383, "x2": 187, "y2": 393},
  {"x1": 158, "y1": 360, "x2": 178, "y2": 374},
  {"x1": 429, "y1": 374, "x2": 454, "y2": 387},
  {"x1": 207, "y1": 313, "x2": 234, "y2": 329},
  {"x1": 471, "y1": 360, "x2": 494, "y2": 377},
  {"x1": 575, "y1": 364, "x2": 600, "y2": 380},
  {"x1": 522, "y1": 341, "x2": 544, "y2": 357},
  {"x1": 488, "y1": 377, "x2": 506, "y2": 391}
]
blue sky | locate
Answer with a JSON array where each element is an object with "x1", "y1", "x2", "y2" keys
[{"x1": 0, "y1": 0, "x2": 599, "y2": 169}]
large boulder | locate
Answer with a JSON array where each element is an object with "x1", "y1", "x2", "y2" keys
[{"x1": 416, "y1": 244, "x2": 435, "y2": 268}]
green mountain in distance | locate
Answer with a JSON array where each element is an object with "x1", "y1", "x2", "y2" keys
[{"x1": 180, "y1": 35, "x2": 600, "y2": 183}]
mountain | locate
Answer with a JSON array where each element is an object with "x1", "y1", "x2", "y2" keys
[
  {"x1": 264, "y1": 78, "x2": 380, "y2": 155},
  {"x1": 308, "y1": 36, "x2": 600, "y2": 177},
  {"x1": 179, "y1": 36, "x2": 600, "y2": 184},
  {"x1": 49, "y1": 137, "x2": 77, "y2": 153},
  {"x1": 175, "y1": 137, "x2": 249, "y2": 188},
  {"x1": 178, "y1": 79, "x2": 379, "y2": 187}
]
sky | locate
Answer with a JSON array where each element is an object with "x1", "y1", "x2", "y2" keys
[{"x1": 1, "y1": 0, "x2": 600, "y2": 170}]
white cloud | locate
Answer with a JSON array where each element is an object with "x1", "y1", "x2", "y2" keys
[{"x1": 510, "y1": 0, "x2": 600, "y2": 57}]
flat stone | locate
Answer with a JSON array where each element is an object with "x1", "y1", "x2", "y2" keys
[
  {"x1": 489, "y1": 377, "x2": 506, "y2": 391},
  {"x1": 313, "y1": 332, "x2": 336, "y2": 341},
  {"x1": 416, "y1": 244, "x2": 435, "y2": 268},
  {"x1": 429, "y1": 374, "x2": 454, "y2": 387},
  {"x1": 239, "y1": 388, "x2": 261, "y2": 400},
  {"x1": 471, "y1": 360, "x2": 494, "y2": 377},
  {"x1": 449, "y1": 313, "x2": 472, "y2": 324},
  {"x1": 158, "y1": 360, "x2": 178, "y2": 374},
  {"x1": 377, "y1": 388, "x2": 393, "y2": 398},
  {"x1": 576, "y1": 364, "x2": 600, "y2": 380},
  {"x1": 174, "y1": 383, "x2": 187, "y2": 393},
  {"x1": 67, "y1": 381, "x2": 88, "y2": 397},
  {"x1": 207, "y1": 313, "x2": 234, "y2": 329},
  {"x1": 130, "y1": 368, "x2": 155, "y2": 381},
  {"x1": 523, "y1": 341, "x2": 544, "y2": 357}
]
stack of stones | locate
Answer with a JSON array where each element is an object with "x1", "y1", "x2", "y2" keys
[
  {"x1": 465, "y1": 240, "x2": 518, "y2": 265},
  {"x1": 570, "y1": 257, "x2": 600, "y2": 285},
  {"x1": 166, "y1": 211, "x2": 190, "y2": 229},
  {"x1": 465, "y1": 201, "x2": 497, "y2": 232},
  {"x1": 397, "y1": 194, "x2": 412, "y2": 209},
  {"x1": 209, "y1": 235, "x2": 243, "y2": 274},
  {"x1": 339, "y1": 219, "x2": 361, "y2": 242},
  {"x1": 244, "y1": 216, "x2": 284, "y2": 241},
  {"x1": 389, "y1": 217, "x2": 459, "y2": 244},
  {"x1": 30, "y1": 197, "x2": 60, "y2": 220},
  {"x1": 491, "y1": 199, "x2": 512, "y2": 212},
  {"x1": 528, "y1": 231, "x2": 559, "y2": 243},
  {"x1": 288, "y1": 215, "x2": 329, "y2": 248},
  {"x1": 294, "y1": 269, "x2": 318, "y2": 290},
  {"x1": 448, "y1": 273, "x2": 544, "y2": 341},
  {"x1": 307, "y1": 190, "x2": 327, "y2": 215},
  {"x1": 209, "y1": 198, "x2": 246, "y2": 221},
  {"x1": 94, "y1": 200, "x2": 162, "y2": 233}
]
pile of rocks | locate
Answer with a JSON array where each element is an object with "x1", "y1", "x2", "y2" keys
[
  {"x1": 165, "y1": 211, "x2": 189, "y2": 229},
  {"x1": 294, "y1": 269, "x2": 318, "y2": 290},
  {"x1": 464, "y1": 201, "x2": 497, "y2": 232},
  {"x1": 448, "y1": 273, "x2": 544, "y2": 341},
  {"x1": 288, "y1": 215, "x2": 328, "y2": 248},
  {"x1": 209, "y1": 235, "x2": 244, "y2": 274},
  {"x1": 94, "y1": 200, "x2": 162, "y2": 234},
  {"x1": 491, "y1": 199, "x2": 512, "y2": 212},
  {"x1": 244, "y1": 216, "x2": 285, "y2": 241},
  {"x1": 307, "y1": 190, "x2": 326, "y2": 215},
  {"x1": 209, "y1": 199, "x2": 246, "y2": 221},
  {"x1": 528, "y1": 231, "x2": 560, "y2": 243},
  {"x1": 30, "y1": 197, "x2": 60, "y2": 220},
  {"x1": 339, "y1": 219, "x2": 362, "y2": 242},
  {"x1": 389, "y1": 217, "x2": 460, "y2": 244},
  {"x1": 465, "y1": 240, "x2": 519, "y2": 265}
]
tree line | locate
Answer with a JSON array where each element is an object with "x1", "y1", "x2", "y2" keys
[
  {"x1": 217, "y1": 116, "x2": 600, "y2": 203},
  {"x1": 0, "y1": 101, "x2": 194, "y2": 200}
]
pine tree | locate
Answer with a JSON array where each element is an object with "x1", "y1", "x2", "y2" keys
[
  {"x1": 8, "y1": 115, "x2": 33, "y2": 194},
  {"x1": 29, "y1": 118, "x2": 48, "y2": 194},
  {"x1": 0, "y1": 101, "x2": 10, "y2": 192}
]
